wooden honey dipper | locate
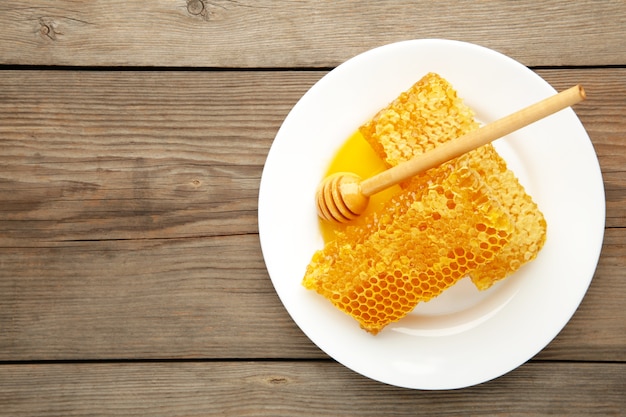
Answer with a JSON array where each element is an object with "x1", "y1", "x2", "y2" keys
[{"x1": 316, "y1": 84, "x2": 586, "y2": 223}]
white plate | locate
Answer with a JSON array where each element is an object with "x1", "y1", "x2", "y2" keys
[{"x1": 258, "y1": 39, "x2": 605, "y2": 390}]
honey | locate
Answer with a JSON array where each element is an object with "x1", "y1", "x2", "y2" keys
[
  {"x1": 359, "y1": 72, "x2": 547, "y2": 290},
  {"x1": 319, "y1": 131, "x2": 400, "y2": 242},
  {"x1": 304, "y1": 73, "x2": 546, "y2": 334},
  {"x1": 305, "y1": 159, "x2": 514, "y2": 334}
]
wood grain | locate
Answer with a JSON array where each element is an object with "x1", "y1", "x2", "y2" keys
[
  {"x1": 0, "y1": 361, "x2": 623, "y2": 416},
  {"x1": 0, "y1": 69, "x2": 624, "y2": 243},
  {"x1": 0, "y1": 70, "x2": 312, "y2": 241},
  {"x1": 0, "y1": 69, "x2": 624, "y2": 362},
  {"x1": 0, "y1": 228, "x2": 622, "y2": 361},
  {"x1": 0, "y1": 0, "x2": 624, "y2": 67},
  {"x1": 0, "y1": 235, "x2": 319, "y2": 360}
]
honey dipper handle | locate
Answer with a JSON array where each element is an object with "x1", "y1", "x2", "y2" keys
[{"x1": 359, "y1": 84, "x2": 586, "y2": 197}]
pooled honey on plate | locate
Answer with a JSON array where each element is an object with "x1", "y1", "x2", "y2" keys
[{"x1": 319, "y1": 131, "x2": 401, "y2": 242}]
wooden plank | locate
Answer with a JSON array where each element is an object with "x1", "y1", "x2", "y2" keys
[
  {"x1": 0, "y1": 0, "x2": 624, "y2": 67},
  {"x1": 0, "y1": 70, "x2": 315, "y2": 241},
  {"x1": 0, "y1": 229, "x2": 623, "y2": 361},
  {"x1": 0, "y1": 235, "x2": 320, "y2": 360},
  {"x1": 0, "y1": 361, "x2": 623, "y2": 416},
  {"x1": 0, "y1": 69, "x2": 623, "y2": 244}
]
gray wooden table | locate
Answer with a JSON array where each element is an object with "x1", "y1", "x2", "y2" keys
[{"x1": 0, "y1": 1, "x2": 624, "y2": 415}]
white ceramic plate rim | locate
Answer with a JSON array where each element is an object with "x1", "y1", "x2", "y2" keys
[{"x1": 258, "y1": 39, "x2": 605, "y2": 390}]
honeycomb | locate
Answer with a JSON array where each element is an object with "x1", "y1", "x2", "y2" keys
[
  {"x1": 464, "y1": 145, "x2": 547, "y2": 289},
  {"x1": 359, "y1": 72, "x2": 547, "y2": 289},
  {"x1": 302, "y1": 162, "x2": 513, "y2": 334},
  {"x1": 303, "y1": 72, "x2": 547, "y2": 334},
  {"x1": 360, "y1": 72, "x2": 479, "y2": 167}
]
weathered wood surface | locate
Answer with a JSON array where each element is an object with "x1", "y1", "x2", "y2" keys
[
  {"x1": 0, "y1": 0, "x2": 624, "y2": 415},
  {"x1": 0, "y1": 0, "x2": 624, "y2": 68},
  {"x1": 0, "y1": 69, "x2": 624, "y2": 242},
  {"x1": 0, "y1": 228, "x2": 623, "y2": 362},
  {"x1": 0, "y1": 362, "x2": 624, "y2": 417},
  {"x1": 0, "y1": 69, "x2": 624, "y2": 364}
]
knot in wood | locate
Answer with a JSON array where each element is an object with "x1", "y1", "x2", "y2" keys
[
  {"x1": 39, "y1": 18, "x2": 58, "y2": 40},
  {"x1": 264, "y1": 376, "x2": 289, "y2": 385},
  {"x1": 187, "y1": 0, "x2": 205, "y2": 16}
]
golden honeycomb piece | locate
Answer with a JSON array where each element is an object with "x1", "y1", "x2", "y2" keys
[
  {"x1": 303, "y1": 72, "x2": 546, "y2": 334},
  {"x1": 360, "y1": 72, "x2": 547, "y2": 289},
  {"x1": 303, "y1": 162, "x2": 513, "y2": 334}
]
